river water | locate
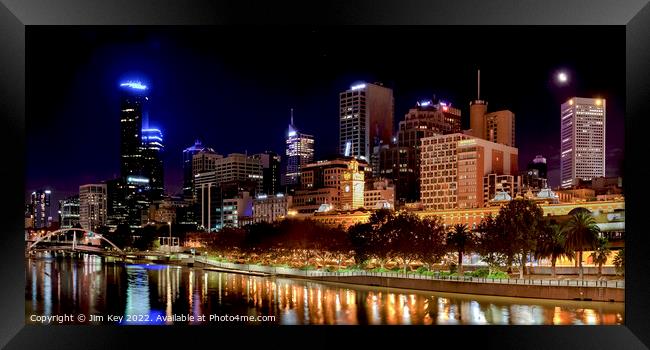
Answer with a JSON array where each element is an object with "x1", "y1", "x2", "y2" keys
[{"x1": 25, "y1": 253, "x2": 624, "y2": 325}]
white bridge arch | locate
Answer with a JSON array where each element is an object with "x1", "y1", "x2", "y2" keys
[{"x1": 28, "y1": 228, "x2": 125, "y2": 255}]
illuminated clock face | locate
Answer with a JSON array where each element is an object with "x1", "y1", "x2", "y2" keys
[
  {"x1": 354, "y1": 183, "x2": 363, "y2": 192},
  {"x1": 344, "y1": 185, "x2": 350, "y2": 192}
]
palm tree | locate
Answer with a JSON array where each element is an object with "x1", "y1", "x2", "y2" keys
[
  {"x1": 613, "y1": 248, "x2": 625, "y2": 276},
  {"x1": 534, "y1": 222, "x2": 573, "y2": 278},
  {"x1": 564, "y1": 211, "x2": 600, "y2": 279},
  {"x1": 446, "y1": 224, "x2": 474, "y2": 275},
  {"x1": 590, "y1": 236, "x2": 611, "y2": 278}
]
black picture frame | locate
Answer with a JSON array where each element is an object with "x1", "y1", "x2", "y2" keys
[{"x1": 1, "y1": 0, "x2": 649, "y2": 348}]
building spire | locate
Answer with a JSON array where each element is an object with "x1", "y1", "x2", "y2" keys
[
  {"x1": 477, "y1": 69, "x2": 481, "y2": 100},
  {"x1": 290, "y1": 108, "x2": 294, "y2": 126}
]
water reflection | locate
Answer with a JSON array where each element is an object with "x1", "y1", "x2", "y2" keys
[{"x1": 26, "y1": 253, "x2": 624, "y2": 325}]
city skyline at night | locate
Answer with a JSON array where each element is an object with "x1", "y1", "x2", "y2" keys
[{"x1": 26, "y1": 26, "x2": 624, "y2": 207}]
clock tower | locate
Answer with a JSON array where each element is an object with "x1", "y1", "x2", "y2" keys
[{"x1": 340, "y1": 159, "x2": 365, "y2": 210}]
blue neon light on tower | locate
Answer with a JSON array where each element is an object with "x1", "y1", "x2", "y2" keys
[{"x1": 141, "y1": 128, "x2": 165, "y2": 201}]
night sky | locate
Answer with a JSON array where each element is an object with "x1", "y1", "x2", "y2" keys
[{"x1": 26, "y1": 26, "x2": 625, "y2": 206}]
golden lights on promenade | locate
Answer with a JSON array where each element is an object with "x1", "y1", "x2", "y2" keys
[{"x1": 26, "y1": 258, "x2": 623, "y2": 325}]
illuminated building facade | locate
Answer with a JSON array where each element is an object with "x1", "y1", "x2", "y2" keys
[
  {"x1": 195, "y1": 179, "x2": 258, "y2": 231},
  {"x1": 30, "y1": 189, "x2": 52, "y2": 229},
  {"x1": 79, "y1": 184, "x2": 107, "y2": 231},
  {"x1": 182, "y1": 140, "x2": 206, "y2": 199},
  {"x1": 59, "y1": 195, "x2": 80, "y2": 229},
  {"x1": 340, "y1": 159, "x2": 365, "y2": 210},
  {"x1": 339, "y1": 82, "x2": 394, "y2": 161},
  {"x1": 141, "y1": 128, "x2": 164, "y2": 200},
  {"x1": 483, "y1": 174, "x2": 522, "y2": 205},
  {"x1": 398, "y1": 100, "x2": 461, "y2": 148},
  {"x1": 364, "y1": 179, "x2": 395, "y2": 209},
  {"x1": 291, "y1": 187, "x2": 340, "y2": 214},
  {"x1": 253, "y1": 194, "x2": 293, "y2": 223},
  {"x1": 218, "y1": 191, "x2": 253, "y2": 229},
  {"x1": 284, "y1": 112, "x2": 314, "y2": 186},
  {"x1": 191, "y1": 147, "x2": 222, "y2": 199},
  {"x1": 560, "y1": 97, "x2": 606, "y2": 188},
  {"x1": 420, "y1": 133, "x2": 518, "y2": 210},
  {"x1": 294, "y1": 157, "x2": 369, "y2": 212},
  {"x1": 380, "y1": 98, "x2": 462, "y2": 204}
]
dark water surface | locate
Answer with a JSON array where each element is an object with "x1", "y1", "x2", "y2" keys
[{"x1": 26, "y1": 253, "x2": 624, "y2": 325}]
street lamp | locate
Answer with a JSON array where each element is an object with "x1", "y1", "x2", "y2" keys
[{"x1": 168, "y1": 221, "x2": 172, "y2": 256}]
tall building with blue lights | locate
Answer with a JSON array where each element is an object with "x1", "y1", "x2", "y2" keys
[
  {"x1": 284, "y1": 110, "x2": 314, "y2": 186},
  {"x1": 182, "y1": 140, "x2": 205, "y2": 199},
  {"x1": 117, "y1": 81, "x2": 152, "y2": 227},
  {"x1": 142, "y1": 128, "x2": 164, "y2": 200},
  {"x1": 119, "y1": 81, "x2": 148, "y2": 178}
]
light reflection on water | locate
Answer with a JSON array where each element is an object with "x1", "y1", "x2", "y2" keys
[{"x1": 25, "y1": 253, "x2": 624, "y2": 325}]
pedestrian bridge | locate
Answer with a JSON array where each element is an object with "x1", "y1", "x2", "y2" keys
[{"x1": 26, "y1": 228, "x2": 126, "y2": 256}]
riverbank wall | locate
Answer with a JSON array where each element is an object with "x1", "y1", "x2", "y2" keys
[
  {"x1": 302, "y1": 275, "x2": 624, "y2": 302},
  {"x1": 192, "y1": 259, "x2": 624, "y2": 302}
]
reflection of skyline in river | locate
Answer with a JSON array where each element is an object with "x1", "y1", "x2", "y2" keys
[{"x1": 26, "y1": 254, "x2": 624, "y2": 325}]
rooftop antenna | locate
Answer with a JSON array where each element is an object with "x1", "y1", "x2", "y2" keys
[
  {"x1": 477, "y1": 69, "x2": 481, "y2": 100},
  {"x1": 290, "y1": 108, "x2": 294, "y2": 126}
]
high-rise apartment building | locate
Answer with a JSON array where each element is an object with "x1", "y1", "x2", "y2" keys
[
  {"x1": 560, "y1": 97, "x2": 606, "y2": 188},
  {"x1": 339, "y1": 82, "x2": 394, "y2": 161},
  {"x1": 30, "y1": 189, "x2": 52, "y2": 229},
  {"x1": 420, "y1": 133, "x2": 518, "y2": 210},
  {"x1": 284, "y1": 112, "x2": 315, "y2": 186},
  {"x1": 141, "y1": 128, "x2": 164, "y2": 200},
  {"x1": 79, "y1": 184, "x2": 107, "y2": 231}
]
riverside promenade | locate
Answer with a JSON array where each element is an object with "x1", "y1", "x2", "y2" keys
[{"x1": 193, "y1": 257, "x2": 624, "y2": 302}]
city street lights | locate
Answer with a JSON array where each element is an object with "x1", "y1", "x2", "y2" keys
[{"x1": 168, "y1": 221, "x2": 172, "y2": 255}]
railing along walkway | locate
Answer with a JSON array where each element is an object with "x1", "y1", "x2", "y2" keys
[{"x1": 194, "y1": 257, "x2": 625, "y2": 289}]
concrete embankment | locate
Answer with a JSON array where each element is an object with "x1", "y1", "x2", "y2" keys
[
  {"x1": 302, "y1": 275, "x2": 624, "y2": 302},
  {"x1": 189, "y1": 258, "x2": 624, "y2": 302}
]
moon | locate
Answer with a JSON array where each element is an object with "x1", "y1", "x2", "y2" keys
[{"x1": 557, "y1": 72, "x2": 568, "y2": 83}]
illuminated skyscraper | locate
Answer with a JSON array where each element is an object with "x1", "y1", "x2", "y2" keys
[
  {"x1": 30, "y1": 189, "x2": 52, "y2": 229},
  {"x1": 119, "y1": 81, "x2": 148, "y2": 178},
  {"x1": 560, "y1": 97, "x2": 606, "y2": 188},
  {"x1": 284, "y1": 110, "x2": 314, "y2": 186},
  {"x1": 79, "y1": 184, "x2": 107, "y2": 231},
  {"x1": 182, "y1": 140, "x2": 205, "y2": 199},
  {"x1": 117, "y1": 81, "x2": 152, "y2": 227},
  {"x1": 142, "y1": 128, "x2": 164, "y2": 200},
  {"x1": 339, "y1": 82, "x2": 394, "y2": 161}
]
